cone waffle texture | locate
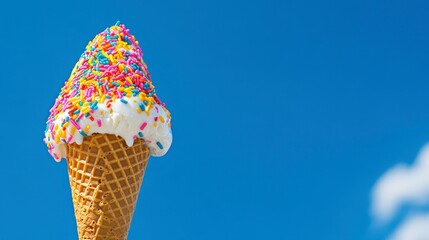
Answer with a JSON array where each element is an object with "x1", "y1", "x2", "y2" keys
[{"x1": 67, "y1": 134, "x2": 149, "y2": 240}]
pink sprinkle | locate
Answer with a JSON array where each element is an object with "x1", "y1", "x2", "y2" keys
[
  {"x1": 70, "y1": 118, "x2": 81, "y2": 130},
  {"x1": 101, "y1": 71, "x2": 110, "y2": 77},
  {"x1": 77, "y1": 113, "x2": 84, "y2": 120},
  {"x1": 97, "y1": 119, "x2": 102, "y2": 127},
  {"x1": 116, "y1": 89, "x2": 123, "y2": 98},
  {"x1": 99, "y1": 65, "x2": 108, "y2": 70},
  {"x1": 154, "y1": 117, "x2": 158, "y2": 121},
  {"x1": 67, "y1": 136, "x2": 73, "y2": 143},
  {"x1": 139, "y1": 122, "x2": 147, "y2": 130},
  {"x1": 114, "y1": 73, "x2": 124, "y2": 80}
]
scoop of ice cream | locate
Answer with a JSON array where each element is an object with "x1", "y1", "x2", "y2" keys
[{"x1": 44, "y1": 22, "x2": 172, "y2": 162}]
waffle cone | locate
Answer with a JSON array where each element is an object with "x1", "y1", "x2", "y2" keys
[{"x1": 66, "y1": 134, "x2": 149, "y2": 240}]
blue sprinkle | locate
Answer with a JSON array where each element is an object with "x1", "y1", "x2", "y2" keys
[
  {"x1": 156, "y1": 142, "x2": 164, "y2": 150},
  {"x1": 143, "y1": 82, "x2": 149, "y2": 90},
  {"x1": 115, "y1": 20, "x2": 120, "y2": 26},
  {"x1": 138, "y1": 132, "x2": 143, "y2": 138},
  {"x1": 79, "y1": 130, "x2": 88, "y2": 137},
  {"x1": 138, "y1": 103, "x2": 145, "y2": 111},
  {"x1": 112, "y1": 82, "x2": 120, "y2": 87},
  {"x1": 123, "y1": 35, "x2": 132, "y2": 45},
  {"x1": 120, "y1": 99, "x2": 128, "y2": 104},
  {"x1": 73, "y1": 109, "x2": 80, "y2": 115},
  {"x1": 90, "y1": 100, "x2": 98, "y2": 109}
]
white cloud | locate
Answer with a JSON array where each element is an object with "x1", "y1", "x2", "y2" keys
[
  {"x1": 389, "y1": 214, "x2": 429, "y2": 240},
  {"x1": 371, "y1": 144, "x2": 429, "y2": 223}
]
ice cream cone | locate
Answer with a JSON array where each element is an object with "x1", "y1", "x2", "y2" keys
[{"x1": 66, "y1": 134, "x2": 149, "y2": 240}]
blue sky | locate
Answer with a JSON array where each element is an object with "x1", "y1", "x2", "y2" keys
[{"x1": 1, "y1": 0, "x2": 429, "y2": 239}]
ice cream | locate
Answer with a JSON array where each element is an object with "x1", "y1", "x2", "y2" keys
[
  {"x1": 44, "y1": 21, "x2": 172, "y2": 162},
  {"x1": 43, "y1": 22, "x2": 172, "y2": 240}
]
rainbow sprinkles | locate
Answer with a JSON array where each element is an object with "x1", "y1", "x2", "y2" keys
[{"x1": 44, "y1": 22, "x2": 172, "y2": 161}]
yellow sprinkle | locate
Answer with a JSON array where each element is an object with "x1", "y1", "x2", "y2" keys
[
  {"x1": 81, "y1": 106, "x2": 89, "y2": 113},
  {"x1": 70, "y1": 127, "x2": 76, "y2": 136},
  {"x1": 159, "y1": 116, "x2": 165, "y2": 123},
  {"x1": 136, "y1": 107, "x2": 142, "y2": 114},
  {"x1": 55, "y1": 134, "x2": 60, "y2": 144},
  {"x1": 82, "y1": 125, "x2": 90, "y2": 134},
  {"x1": 153, "y1": 122, "x2": 157, "y2": 127},
  {"x1": 125, "y1": 77, "x2": 133, "y2": 85},
  {"x1": 100, "y1": 95, "x2": 106, "y2": 104},
  {"x1": 124, "y1": 90, "x2": 131, "y2": 97},
  {"x1": 60, "y1": 129, "x2": 67, "y2": 139},
  {"x1": 71, "y1": 97, "x2": 80, "y2": 105}
]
